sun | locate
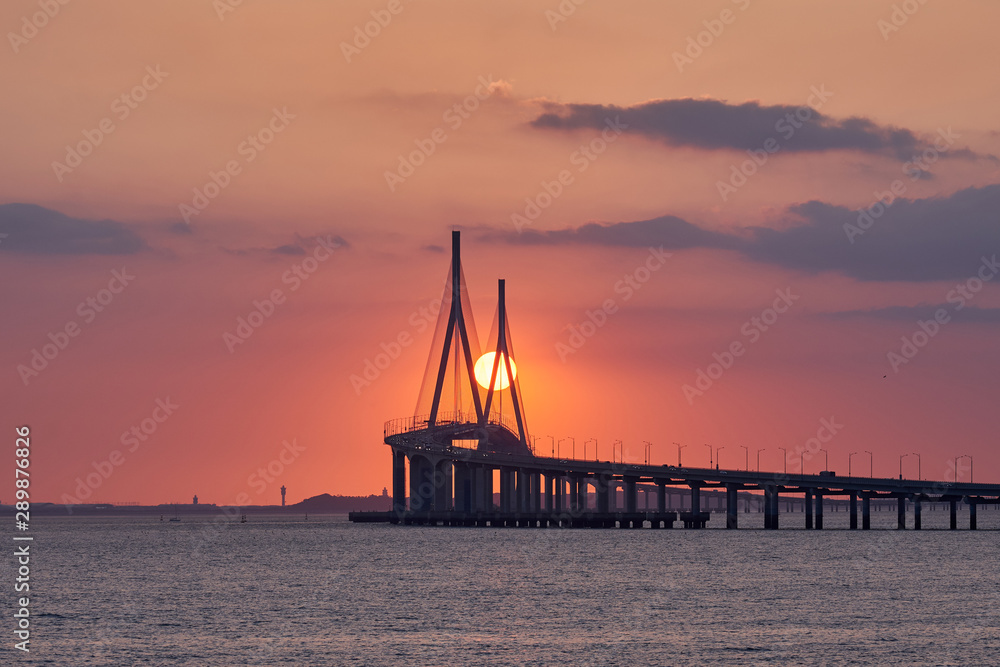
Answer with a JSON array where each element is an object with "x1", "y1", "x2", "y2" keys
[{"x1": 474, "y1": 351, "x2": 517, "y2": 390}]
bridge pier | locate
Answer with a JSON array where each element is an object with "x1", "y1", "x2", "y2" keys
[
  {"x1": 569, "y1": 476, "x2": 579, "y2": 513},
  {"x1": 499, "y1": 467, "x2": 514, "y2": 513},
  {"x1": 862, "y1": 495, "x2": 871, "y2": 529},
  {"x1": 950, "y1": 498, "x2": 957, "y2": 529},
  {"x1": 481, "y1": 466, "x2": 494, "y2": 512},
  {"x1": 625, "y1": 477, "x2": 638, "y2": 513},
  {"x1": 970, "y1": 499, "x2": 977, "y2": 530},
  {"x1": 453, "y1": 461, "x2": 471, "y2": 512},
  {"x1": 392, "y1": 449, "x2": 407, "y2": 515},
  {"x1": 805, "y1": 489, "x2": 813, "y2": 529},
  {"x1": 544, "y1": 473, "x2": 553, "y2": 511},
  {"x1": 596, "y1": 474, "x2": 611, "y2": 514},
  {"x1": 578, "y1": 476, "x2": 589, "y2": 512},
  {"x1": 408, "y1": 455, "x2": 433, "y2": 512},
  {"x1": 815, "y1": 491, "x2": 824, "y2": 530},
  {"x1": 657, "y1": 482, "x2": 666, "y2": 513},
  {"x1": 849, "y1": 492, "x2": 857, "y2": 530},
  {"x1": 689, "y1": 484, "x2": 701, "y2": 517},
  {"x1": 516, "y1": 470, "x2": 528, "y2": 512},
  {"x1": 726, "y1": 484, "x2": 738, "y2": 529},
  {"x1": 897, "y1": 496, "x2": 906, "y2": 530},
  {"x1": 914, "y1": 497, "x2": 922, "y2": 530},
  {"x1": 532, "y1": 472, "x2": 542, "y2": 513}
]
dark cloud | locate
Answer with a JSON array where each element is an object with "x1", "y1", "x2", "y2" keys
[
  {"x1": 829, "y1": 305, "x2": 1000, "y2": 323},
  {"x1": 0, "y1": 203, "x2": 146, "y2": 254},
  {"x1": 494, "y1": 215, "x2": 735, "y2": 250},
  {"x1": 494, "y1": 185, "x2": 1000, "y2": 282},
  {"x1": 531, "y1": 98, "x2": 982, "y2": 162}
]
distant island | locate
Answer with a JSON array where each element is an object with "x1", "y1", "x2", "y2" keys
[{"x1": 0, "y1": 492, "x2": 392, "y2": 516}]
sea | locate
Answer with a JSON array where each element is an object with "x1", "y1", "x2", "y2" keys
[{"x1": 6, "y1": 510, "x2": 999, "y2": 666}]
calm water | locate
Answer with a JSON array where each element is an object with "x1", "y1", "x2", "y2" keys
[{"x1": 6, "y1": 511, "x2": 1000, "y2": 666}]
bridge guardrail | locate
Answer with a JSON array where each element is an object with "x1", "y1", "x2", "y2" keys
[{"x1": 384, "y1": 410, "x2": 521, "y2": 440}]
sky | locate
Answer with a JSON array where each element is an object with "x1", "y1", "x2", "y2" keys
[{"x1": 2, "y1": 0, "x2": 999, "y2": 506}]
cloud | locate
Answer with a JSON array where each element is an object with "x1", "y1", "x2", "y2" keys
[
  {"x1": 829, "y1": 305, "x2": 1000, "y2": 324},
  {"x1": 493, "y1": 184, "x2": 1000, "y2": 282},
  {"x1": 491, "y1": 215, "x2": 735, "y2": 250},
  {"x1": 0, "y1": 203, "x2": 146, "y2": 254},
  {"x1": 531, "y1": 98, "x2": 982, "y2": 162}
]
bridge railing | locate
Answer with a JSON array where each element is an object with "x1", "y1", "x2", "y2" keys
[{"x1": 384, "y1": 410, "x2": 520, "y2": 439}]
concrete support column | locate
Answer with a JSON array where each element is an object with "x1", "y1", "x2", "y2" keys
[
  {"x1": 555, "y1": 476, "x2": 564, "y2": 513},
  {"x1": 657, "y1": 482, "x2": 667, "y2": 513},
  {"x1": 516, "y1": 470, "x2": 528, "y2": 512},
  {"x1": 950, "y1": 499, "x2": 957, "y2": 529},
  {"x1": 544, "y1": 473, "x2": 554, "y2": 511},
  {"x1": 434, "y1": 461, "x2": 452, "y2": 511},
  {"x1": 970, "y1": 499, "x2": 977, "y2": 530},
  {"x1": 625, "y1": 477, "x2": 638, "y2": 513},
  {"x1": 569, "y1": 476, "x2": 579, "y2": 513},
  {"x1": 408, "y1": 456, "x2": 433, "y2": 512},
  {"x1": 453, "y1": 462, "x2": 471, "y2": 512},
  {"x1": 912, "y1": 497, "x2": 921, "y2": 530},
  {"x1": 815, "y1": 491, "x2": 824, "y2": 530},
  {"x1": 897, "y1": 496, "x2": 906, "y2": 530},
  {"x1": 595, "y1": 474, "x2": 610, "y2": 513},
  {"x1": 532, "y1": 472, "x2": 542, "y2": 513},
  {"x1": 772, "y1": 488, "x2": 780, "y2": 529},
  {"x1": 690, "y1": 485, "x2": 701, "y2": 515},
  {"x1": 849, "y1": 492, "x2": 858, "y2": 530},
  {"x1": 862, "y1": 495, "x2": 871, "y2": 530},
  {"x1": 392, "y1": 449, "x2": 407, "y2": 514},
  {"x1": 499, "y1": 467, "x2": 513, "y2": 512},
  {"x1": 482, "y1": 467, "x2": 494, "y2": 512},
  {"x1": 805, "y1": 489, "x2": 813, "y2": 529},
  {"x1": 726, "y1": 484, "x2": 738, "y2": 529}
]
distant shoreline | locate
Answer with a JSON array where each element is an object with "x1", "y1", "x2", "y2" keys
[{"x1": 0, "y1": 493, "x2": 392, "y2": 516}]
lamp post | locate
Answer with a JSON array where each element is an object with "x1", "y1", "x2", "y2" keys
[
  {"x1": 912, "y1": 452, "x2": 921, "y2": 481},
  {"x1": 644, "y1": 441, "x2": 653, "y2": 465},
  {"x1": 819, "y1": 449, "x2": 828, "y2": 471},
  {"x1": 756, "y1": 448, "x2": 766, "y2": 472},
  {"x1": 864, "y1": 450, "x2": 873, "y2": 477},
  {"x1": 530, "y1": 435, "x2": 539, "y2": 454},
  {"x1": 547, "y1": 435, "x2": 555, "y2": 458},
  {"x1": 715, "y1": 446, "x2": 724, "y2": 470},
  {"x1": 613, "y1": 440, "x2": 623, "y2": 463},
  {"x1": 584, "y1": 438, "x2": 595, "y2": 460},
  {"x1": 849, "y1": 451, "x2": 858, "y2": 476},
  {"x1": 899, "y1": 453, "x2": 910, "y2": 479},
  {"x1": 674, "y1": 442, "x2": 686, "y2": 467},
  {"x1": 740, "y1": 445, "x2": 748, "y2": 471},
  {"x1": 704, "y1": 443, "x2": 712, "y2": 468},
  {"x1": 777, "y1": 447, "x2": 787, "y2": 474},
  {"x1": 568, "y1": 437, "x2": 575, "y2": 460},
  {"x1": 558, "y1": 438, "x2": 564, "y2": 459}
]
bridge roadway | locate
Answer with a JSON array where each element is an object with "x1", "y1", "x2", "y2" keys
[{"x1": 352, "y1": 420, "x2": 1000, "y2": 530}]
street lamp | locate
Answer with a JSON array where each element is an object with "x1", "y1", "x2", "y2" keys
[
  {"x1": 584, "y1": 438, "x2": 595, "y2": 460},
  {"x1": 740, "y1": 445, "x2": 748, "y2": 471},
  {"x1": 547, "y1": 435, "x2": 555, "y2": 458},
  {"x1": 899, "y1": 453, "x2": 911, "y2": 479},
  {"x1": 819, "y1": 449, "x2": 829, "y2": 471},
  {"x1": 848, "y1": 451, "x2": 858, "y2": 476},
  {"x1": 756, "y1": 448, "x2": 766, "y2": 472},
  {"x1": 911, "y1": 452, "x2": 921, "y2": 480},
  {"x1": 674, "y1": 442, "x2": 686, "y2": 467},
  {"x1": 704, "y1": 443, "x2": 712, "y2": 468},
  {"x1": 777, "y1": 447, "x2": 787, "y2": 474},
  {"x1": 864, "y1": 450, "x2": 873, "y2": 477},
  {"x1": 567, "y1": 437, "x2": 576, "y2": 460},
  {"x1": 715, "y1": 446, "x2": 725, "y2": 470},
  {"x1": 530, "y1": 435, "x2": 539, "y2": 454},
  {"x1": 644, "y1": 441, "x2": 653, "y2": 465},
  {"x1": 558, "y1": 438, "x2": 564, "y2": 458}
]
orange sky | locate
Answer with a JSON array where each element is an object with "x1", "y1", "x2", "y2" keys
[{"x1": 2, "y1": 0, "x2": 999, "y2": 505}]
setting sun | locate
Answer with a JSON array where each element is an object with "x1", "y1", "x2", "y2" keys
[{"x1": 474, "y1": 351, "x2": 517, "y2": 390}]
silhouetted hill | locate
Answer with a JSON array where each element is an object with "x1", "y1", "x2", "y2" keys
[{"x1": 290, "y1": 493, "x2": 391, "y2": 512}]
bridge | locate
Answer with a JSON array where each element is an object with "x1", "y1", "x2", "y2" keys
[{"x1": 352, "y1": 232, "x2": 1000, "y2": 529}]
